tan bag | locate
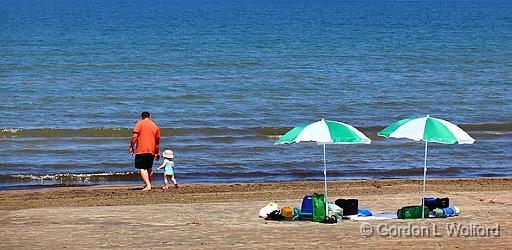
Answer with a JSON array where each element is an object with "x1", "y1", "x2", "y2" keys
[{"x1": 280, "y1": 207, "x2": 293, "y2": 218}]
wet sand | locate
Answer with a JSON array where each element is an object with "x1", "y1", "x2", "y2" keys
[{"x1": 0, "y1": 178, "x2": 511, "y2": 249}]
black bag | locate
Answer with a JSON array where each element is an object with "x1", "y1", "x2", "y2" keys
[
  {"x1": 436, "y1": 198, "x2": 449, "y2": 208},
  {"x1": 335, "y1": 199, "x2": 358, "y2": 216},
  {"x1": 265, "y1": 210, "x2": 285, "y2": 221}
]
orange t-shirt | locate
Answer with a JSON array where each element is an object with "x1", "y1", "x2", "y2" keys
[{"x1": 133, "y1": 118, "x2": 160, "y2": 155}]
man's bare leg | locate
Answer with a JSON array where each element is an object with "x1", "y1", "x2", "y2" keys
[
  {"x1": 140, "y1": 169, "x2": 152, "y2": 191},
  {"x1": 148, "y1": 168, "x2": 153, "y2": 187}
]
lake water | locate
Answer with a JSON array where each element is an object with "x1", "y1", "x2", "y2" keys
[{"x1": 1, "y1": 0, "x2": 511, "y2": 189}]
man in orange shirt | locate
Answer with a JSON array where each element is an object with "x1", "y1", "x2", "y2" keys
[{"x1": 129, "y1": 111, "x2": 160, "y2": 191}]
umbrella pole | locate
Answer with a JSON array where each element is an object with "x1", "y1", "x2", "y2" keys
[
  {"x1": 421, "y1": 141, "x2": 428, "y2": 219},
  {"x1": 323, "y1": 143, "x2": 328, "y2": 218}
]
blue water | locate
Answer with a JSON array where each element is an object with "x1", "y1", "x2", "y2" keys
[{"x1": 1, "y1": 0, "x2": 511, "y2": 188}]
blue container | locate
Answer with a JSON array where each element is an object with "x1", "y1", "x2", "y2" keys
[
  {"x1": 301, "y1": 196, "x2": 313, "y2": 213},
  {"x1": 423, "y1": 197, "x2": 437, "y2": 211},
  {"x1": 443, "y1": 207, "x2": 456, "y2": 217},
  {"x1": 433, "y1": 207, "x2": 456, "y2": 217}
]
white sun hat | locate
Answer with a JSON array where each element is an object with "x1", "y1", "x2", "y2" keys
[{"x1": 162, "y1": 149, "x2": 174, "y2": 158}]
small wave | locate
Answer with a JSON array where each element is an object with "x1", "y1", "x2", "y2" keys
[
  {"x1": 184, "y1": 171, "x2": 277, "y2": 178},
  {"x1": 1, "y1": 128, "x2": 22, "y2": 133},
  {"x1": 0, "y1": 172, "x2": 139, "y2": 183},
  {"x1": 254, "y1": 126, "x2": 290, "y2": 136},
  {"x1": 460, "y1": 123, "x2": 512, "y2": 132},
  {"x1": 1, "y1": 122, "x2": 510, "y2": 139},
  {"x1": 0, "y1": 128, "x2": 132, "y2": 138}
]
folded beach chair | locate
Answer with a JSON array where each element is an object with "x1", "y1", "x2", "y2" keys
[{"x1": 292, "y1": 195, "x2": 313, "y2": 220}]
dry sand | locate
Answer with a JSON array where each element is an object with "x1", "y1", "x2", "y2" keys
[{"x1": 0, "y1": 178, "x2": 511, "y2": 249}]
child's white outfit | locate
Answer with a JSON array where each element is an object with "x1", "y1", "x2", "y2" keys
[{"x1": 163, "y1": 159, "x2": 174, "y2": 175}]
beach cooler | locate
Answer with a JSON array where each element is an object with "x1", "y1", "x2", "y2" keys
[{"x1": 422, "y1": 197, "x2": 437, "y2": 211}]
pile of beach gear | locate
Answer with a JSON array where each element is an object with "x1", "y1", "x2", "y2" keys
[
  {"x1": 397, "y1": 197, "x2": 461, "y2": 219},
  {"x1": 259, "y1": 193, "x2": 370, "y2": 223},
  {"x1": 395, "y1": 197, "x2": 461, "y2": 219},
  {"x1": 259, "y1": 194, "x2": 461, "y2": 223}
]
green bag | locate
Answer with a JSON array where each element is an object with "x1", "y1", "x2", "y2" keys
[
  {"x1": 397, "y1": 205, "x2": 429, "y2": 219},
  {"x1": 312, "y1": 193, "x2": 326, "y2": 222}
]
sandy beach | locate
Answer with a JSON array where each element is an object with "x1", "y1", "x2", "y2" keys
[{"x1": 1, "y1": 178, "x2": 511, "y2": 249}]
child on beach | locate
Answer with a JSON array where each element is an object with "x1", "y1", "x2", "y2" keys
[{"x1": 157, "y1": 149, "x2": 179, "y2": 190}]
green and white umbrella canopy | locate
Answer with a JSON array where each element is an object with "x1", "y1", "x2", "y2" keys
[
  {"x1": 275, "y1": 119, "x2": 371, "y2": 145},
  {"x1": 378, "y1": 115, "x2": 475, "y2": 218},
  {"x1": 377, "y1": 115, "x2": 475, "y2": 144},
  {"x1": 275, "y1": 119, "x2": 371, "y2": 216}
]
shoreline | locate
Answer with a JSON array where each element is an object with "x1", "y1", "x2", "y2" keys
[
  {"x1": 1, "y1": 175, "x2": 509, "y2": 191},
  {"x1": 1, "y1": 177, "x2": 511, "y2": 211}
]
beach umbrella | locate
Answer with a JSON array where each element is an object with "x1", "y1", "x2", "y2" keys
[
  {"x1": 377, "y1": 115, "x2": 475, "y2": 218},
  {"x1": 275, "y1": 119, "x2": 371, "y2": 217}
]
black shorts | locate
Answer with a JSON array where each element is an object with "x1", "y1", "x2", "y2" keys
[{"x1": 135, "y1": 153, "x2": 155, "y2": 170}]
